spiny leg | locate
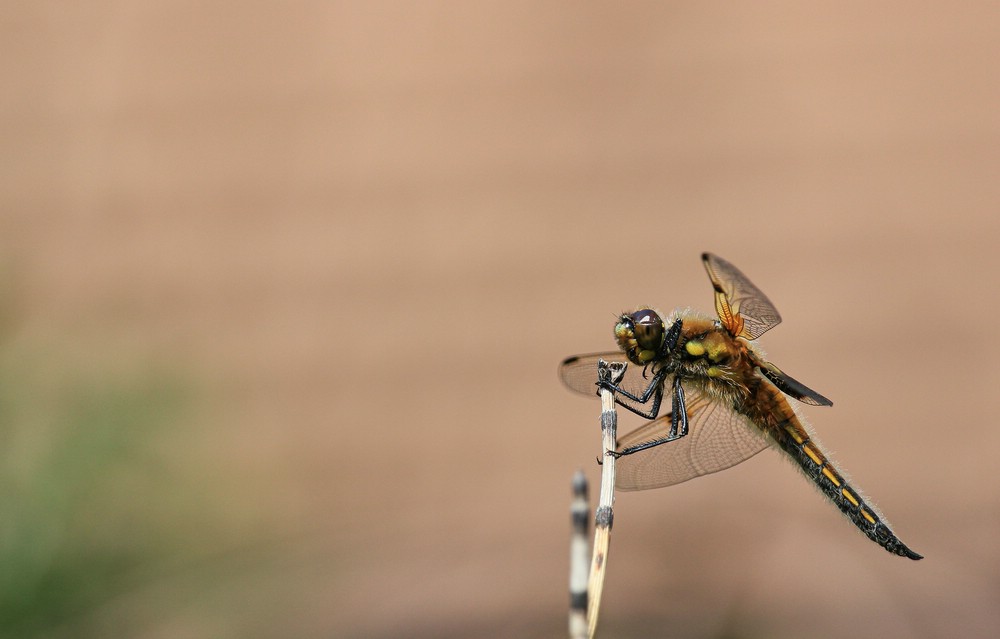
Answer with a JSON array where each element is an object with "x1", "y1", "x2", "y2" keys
[
  {"x1": 661, "y1": 317, "x2": 683, "y2": 355},
  {"x1": 608, "y1": 376, "x2": 689, "y2": 458},
  {"x1": 594, "y1": 318, "x2": 683, "y2": 420},
  {"x1": 597, "y1": 368, "x2": 668, "y2": 420}
]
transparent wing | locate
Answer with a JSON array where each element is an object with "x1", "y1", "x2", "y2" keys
[
  {"x1": 560, "y1": 352, "x2": 654, "y2": 400},
  {"x1": 702, "y1": 252, "x2": 781, "y2": 340},
  {"x1": 615, "y1": 386, "x2": 770, "y2": 491},
  {"x1": 560, "y1": 352, "x2": 675, "y2": 418}
]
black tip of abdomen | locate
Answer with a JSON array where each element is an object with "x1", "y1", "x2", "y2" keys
[{"x1": 901, "y1": 547, "x2": 923, "y2": 561}]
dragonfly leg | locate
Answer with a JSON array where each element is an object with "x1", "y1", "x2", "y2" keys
[
  {"x1": 662, "y1": 317, "x2": 683, "y2": 354},
  {"x1": 597, "y1": 368, "x2": 668, "y2": 420},
  {"x1": 595, "y1": 318, "x2": 682, "y2": 420},
  {"x1": 672, "y1": 377, "x2": 689, "y2": 438},
  {"x1": 608, "y1": 376, "x2": 689, "y2": 458}
]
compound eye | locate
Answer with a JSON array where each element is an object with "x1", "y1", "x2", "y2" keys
[{"x1": 631, "y1": 309, "x2": 664, "y2": 352}]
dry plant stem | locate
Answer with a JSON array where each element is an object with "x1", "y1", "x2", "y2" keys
[
  {"x1": 569, "y1": 470, "x2": 589, "y2": 639},
  {"x1": 587, "y1": 359, "x2": 626, "y2": 638}
]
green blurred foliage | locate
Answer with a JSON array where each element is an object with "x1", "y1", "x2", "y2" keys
[
  {"x1": 0, "y1": 357, "x2": 190, "y2": 637},
  {"x1": 0, "y1": 268, "x2": 202, "y2": 638}
]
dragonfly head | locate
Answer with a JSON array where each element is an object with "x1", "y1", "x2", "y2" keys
[{"x1": 615, "y1": 309, "x2": 665, "y2": 365}]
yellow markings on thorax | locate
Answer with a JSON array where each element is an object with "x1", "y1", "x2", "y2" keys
[
  {"x1": 705, "y1": 341, "x2": 728, "y2": 363},
  {"x1": 685, "y1": 340, "x2": 705, "y2": 356},
  {"x1": 685, "y1": 331, "x2": 731, "y2": 361}
]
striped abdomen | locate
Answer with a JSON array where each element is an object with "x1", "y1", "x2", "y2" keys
[{"x1": 747, "y1": 380, "x2": 922, "y2": 560}]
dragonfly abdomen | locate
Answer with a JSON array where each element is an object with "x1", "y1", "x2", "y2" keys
[{"x1": 756, "y1": 387, "x2": 922, "y2": 560}]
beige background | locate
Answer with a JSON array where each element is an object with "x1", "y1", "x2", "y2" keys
[{"x1": 3, "y1": 2, "x2": 999, "y2": 638}]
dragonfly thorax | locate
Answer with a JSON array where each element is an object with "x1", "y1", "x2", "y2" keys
[{"x1": 673, "y1": 316, "x2": 756, "y2": 393}]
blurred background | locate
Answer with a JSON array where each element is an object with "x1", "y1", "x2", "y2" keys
[{"x1": 2, "y1": 2, "x2": 998, "y2": 638}]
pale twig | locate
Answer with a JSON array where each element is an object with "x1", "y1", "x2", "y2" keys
[
  {"x1": 587, "y1": 359, "x2": 626, "y2": 638},
  {"x1": 568, "y1": 470, "x2": 589, "y2": 639}
]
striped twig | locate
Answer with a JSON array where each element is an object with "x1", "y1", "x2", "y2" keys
[
  {"x1": 569, "y1": 471, "x2": 589, "y2": 639},
  {"x1": 586, "y1": 359, "x2": 626, "y2": 638}
]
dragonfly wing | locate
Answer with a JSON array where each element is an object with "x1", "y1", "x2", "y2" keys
[
  {"x1": 615, "y1": 387, "x2": 770, "y2": 491},
  {"x1": 758, "y1": 362, "x2": 833, "y2": 407},
  {"x1": 559, "y1": 352, "x2": 660, "y2": 400},
  {"x1": 561, "y1": 351, "x2": 678, "y2": 420},
  {"x1": 702, "y1": 253, "x2": 782, "y2": 340}
]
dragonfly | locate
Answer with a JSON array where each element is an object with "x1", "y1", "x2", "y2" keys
[{"x1": 560, "y1": 253, "x2": 921, "y2": 560}]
